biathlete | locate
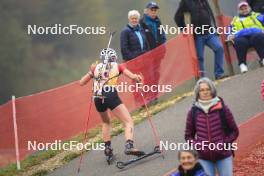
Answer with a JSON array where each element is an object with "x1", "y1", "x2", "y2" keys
[{"x1": 80, "y1": 48, "x2": 145, "y2": 161}]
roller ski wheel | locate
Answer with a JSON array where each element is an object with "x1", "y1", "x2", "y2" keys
[{"x1": 116, "y1": 161, "x2": 125, "y2": 169}]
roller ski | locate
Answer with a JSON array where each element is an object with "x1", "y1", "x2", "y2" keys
[{"x1": 116, "y1": 146, "x2": 162, "y2": 169}]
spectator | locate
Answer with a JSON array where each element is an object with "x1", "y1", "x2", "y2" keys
[
  {"x1": 170, "y1": 150, "x2": 207, "y2": 176},
  {"x1": 174, "y1": 0, "x2": 225, "y2": 80},
  {"x1": 140, "y1": 1, "x2": 166, "y2": 49},
  {"x1": 121, "y1": 10, "x2": 149, "y2": 61},
  {"x1": 139, "y1": 2, "x2": 166, "y2": 103},
  {"x1": 227, "y1": 2, "x2": 264, "y2": 73},
  {"x1": 247, "y1": 0, "x2": 264, "y2": 14},
  {"x1": 185, "y1": 77, "x2": 239, "y2": 176}
]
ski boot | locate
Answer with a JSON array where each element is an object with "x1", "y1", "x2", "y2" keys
[
  {"x1": 124, "y1": 140, "x2": 145, "y2": 157},
  {"x1": 105, "y1": 145, "x2": 114, "y2": 165}
]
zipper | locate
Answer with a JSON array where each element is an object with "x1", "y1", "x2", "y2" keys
[
  {"x1": 196, "y1": 102, "x2": 222, "y2": 160},
  {"x1": 206, "y1": 113, "x2": 213, "y2": 160}
]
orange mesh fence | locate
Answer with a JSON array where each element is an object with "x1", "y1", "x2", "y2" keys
[
  {"x1": 0, "y1": 35, "x2": 198, "y2": 167},
  {"x1": 0, "y1": 102, "x2": 15, "y2": 167}
]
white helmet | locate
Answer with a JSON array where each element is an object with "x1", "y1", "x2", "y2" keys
[{"x1": 100, "y1": 48, "x2": 118, "y2": 63}]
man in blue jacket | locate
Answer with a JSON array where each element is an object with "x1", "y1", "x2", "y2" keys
[
  {"x1": 140, "y1": 2, "x2": 166, "y2": 50},
  {"x1": 120, "y1": 10, "x2": 150, "y2": 61},
  {"x1": 228, "y1": 2, "x2": 264, "y2": 73},
  {"x1": 139, "y1": 2, "x2": 166, "y2": 103}
]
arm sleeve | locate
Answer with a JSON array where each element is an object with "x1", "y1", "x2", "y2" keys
[
  {"x1": 159, "y1": 20, "x2": 167, "y2": 43},
  {"x1": 185, "y1": 109, "x2": 196, "y2": 142},
  {"x1": 120, "y1": 29, "x2": 133, "y2": 61},
  {"x1": 257, "y1": 14, "x2": 264, "y2": 26},
  {"x1": 235, "y1": 28, "x2": 263, "y2": 38},
  {"x1": 223, "y1": 105, "x2": 239, "y2": 143},
  {"x1": 90, "y1": 65, "x2": 96, "y2": 76},
  {"x1": 162, "y1": 28, "x2": 167, "y2": 43},
  {"x1": 174, "y1": 0, "x2": 188, "y2": 28},
  {"x1": 143, "y1": 31, "x2": 150, "y2": 51}
]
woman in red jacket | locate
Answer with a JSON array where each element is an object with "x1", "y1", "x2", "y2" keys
[{"x1": 185, "y1": 77, "x2": 239, "y2": 176}]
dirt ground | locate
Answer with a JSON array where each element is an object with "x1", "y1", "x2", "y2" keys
[{"x1": 234, "y1": 141, "x2": 264, "y2": 176}]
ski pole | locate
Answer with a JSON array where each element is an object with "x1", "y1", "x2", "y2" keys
[
  {"x1": 137, "y1": 75, "x2": 165, "y2": 158},
  {"x1": 105, "y1": 31, "x2": 116, "y2": 62},
  {"x1": 77, "y1": 95, "x2": 93, "y2": 174},
  {"x1": 107, "y1": 31, "x2": 116, "y2": 49},
  {"x1": 77, "y1": 31, "x2": 116, "y2": 174},
  {"x1": 103, "y1": 31, "x2": 116, "y2": 70}
]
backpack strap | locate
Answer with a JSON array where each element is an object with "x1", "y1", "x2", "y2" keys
[
  {"x1": 219, "y1": 100, "x2": 230, "y2": 135},
  {"x1": 191, "y1": 106, "x2": 198, "y2": 133},
  {"x1": 219, "y1": 100, "x2": 235, "y2": 157}
]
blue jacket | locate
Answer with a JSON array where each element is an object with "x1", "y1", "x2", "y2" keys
[
  {"x1": 140, "y1": 14, "x2": 166, "y2": 49},
  {"x1": 120, "y1": 24, "x2": 150, "y2": 61},
  {"x1": 170, "y1": 170, "x2": 206, "y2": 176},
  {"x1": 170, "y1": 163, "x2": 207, "y2": 176}
]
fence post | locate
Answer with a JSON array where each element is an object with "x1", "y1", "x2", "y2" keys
[
  {"x1": 12, "y1": 95, "x2": 21, "y2": 170},
  {"x1": 183, "y1": 12, "x2": 200, "y2": 80},
  {"x1": 212, "y1": 0, "x2": 235, "y2": 76}
]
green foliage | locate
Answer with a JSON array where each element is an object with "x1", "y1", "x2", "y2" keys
[
  {"x1": 0, "y1": 164, "x2": 18, "y2": 176},
  {"x1": 31, "y1": 170, "x2": 48, "y2": 176},
  {"x1": 0, "y1": 149, "x2": 59, "y2": 176},
  {"x1": 61, "y1": 152, "x2": 80, "y2": 163}
]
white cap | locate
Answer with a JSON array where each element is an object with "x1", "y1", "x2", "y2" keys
[{"x1": 238, "y1": 2, "x2": 249, "y2": 9}]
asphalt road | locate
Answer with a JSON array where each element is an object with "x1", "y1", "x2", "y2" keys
[{"x1": 48, "y1": 68, "x2": 264, "y2": 176}]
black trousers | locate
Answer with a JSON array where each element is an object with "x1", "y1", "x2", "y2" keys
[{"x1": 234, "y1": 33, "x2": 264, "y2": 65}]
